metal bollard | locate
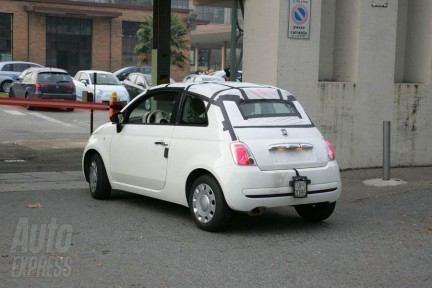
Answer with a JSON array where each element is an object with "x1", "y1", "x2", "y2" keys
[{"x1": 383, "y1": 121, "x2": 391, "y2": 180}]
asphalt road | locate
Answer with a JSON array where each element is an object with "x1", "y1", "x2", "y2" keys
[
  {"x1": 0, "y1": 105, "x2": 431, "y2": 287},
  {"x1": 0, "y1": 105, "x2": 107, "y2": 173}
]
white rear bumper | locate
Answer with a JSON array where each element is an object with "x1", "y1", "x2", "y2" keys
[{"x1": 214, "y1": 161, "x2": 342, "y2": 211}]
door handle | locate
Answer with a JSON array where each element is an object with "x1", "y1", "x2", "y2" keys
[{"x1": 154, "y1": 141, "x2": 168, "y2": 146}]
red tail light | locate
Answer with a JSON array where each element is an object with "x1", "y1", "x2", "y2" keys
[
  {"x1": 230, "y1": 142, "x2": 256, "y2": 166},
  {"x1": 34, "y1": 83, "x2": 48, "y2": 89},
  {"x1": 324, "y1": 140, "x2": 336, "y2": 161}
]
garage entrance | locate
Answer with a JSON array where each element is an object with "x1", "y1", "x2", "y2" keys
[{"x1": 46, "y1": 17, "x2": 92, "y2": 76}]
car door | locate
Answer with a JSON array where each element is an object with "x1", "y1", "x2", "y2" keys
[
  {"x1": 110, "y1": 90, "x2": 180, "y2": 191},
  {"x1": 12, "y1": 69, "x2": 32, "y2": 97}
]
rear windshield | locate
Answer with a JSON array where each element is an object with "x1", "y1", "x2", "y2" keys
[
  {"x1": 89, "y1": 73, "x2": 119, "y2": 85},
  {"x1": 37, "y1": 72, "x2": 72, "y2": 83},
  {"x1": 239, "y1": 100, "x2": 298, "y2": 118},
  {"x1": 224, "y1": 99, "x2": 312, "y2": 127}
]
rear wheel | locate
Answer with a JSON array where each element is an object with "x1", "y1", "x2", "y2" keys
[
  {"x1": 88, "y1": 154, "x2": 111, "y2": 199},
  {"x1": 295, "y1": 202, "x2": 336, "y2": 222},
  {"x1": 25, "y1": 94, "x2": 33, "y2": 110},
  {"x1": 1, "y1": 80, "x2": 12, "y2": 93},
  {"x1": 188, "y1": 175, "x2": 232, "y2": 232}
]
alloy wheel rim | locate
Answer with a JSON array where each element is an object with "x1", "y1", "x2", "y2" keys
[
  {"x1": 4, "y1": 82, "x2": 11, "y2": 93},
  {"x1": 89, "y1": 161, "x2": 98, "y2": 193},
  {"x1": 192, "y1": 183, "x2": 216, "y2": 223}
]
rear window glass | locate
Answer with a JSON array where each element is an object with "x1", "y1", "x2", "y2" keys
[
  {"x1": 223, "y1": 99, "x2": 312, "y2": 127},
  {"x1": 89, "y1": 73, "x2": 119, "y2": 85},
  {"x1": 37, "y1": 72, "x2": 71, "y2": 82},
  {"x1": 239, "y1": 101, "x2": 298, "y2": 118}
]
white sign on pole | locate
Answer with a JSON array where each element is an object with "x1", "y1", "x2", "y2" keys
[{"x1": 288, "y1": 0, "x2": 311, "y2": 39}]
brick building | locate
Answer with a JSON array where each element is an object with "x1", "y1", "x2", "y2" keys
[{"x1": 0, "y1": 0, "x2": 191, "y2": 80}]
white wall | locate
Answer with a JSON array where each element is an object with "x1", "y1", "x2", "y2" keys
[
  {"x1": 243, "y1": 0, "x2": 432, "y2": 169},
  {"x1": 243, "y1": 0, "x2": 280, "y2": 85}
]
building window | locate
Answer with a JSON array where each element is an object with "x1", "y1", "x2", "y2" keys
[
  {"x1": 195, "y1": 6, "x2": 225, "y2": 24},
  {"x1": 171, "y1": 0, "x2": 189, "y2": 9},
  {"x1": 68, "y1": 0, "x2": 187, "y2": 8},
  {"x1": 0, "y1": 13, "x2": 12, "y2": 61},
  {"x1": 46, "y1": 17, "x2": 92, "y2": 76},
  {"x1": 122, "y1": 21, "x2": 141, "y2": 66}
]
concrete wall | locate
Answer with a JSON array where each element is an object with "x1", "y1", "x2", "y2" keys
[{"x1": 244, "y1": 0, "x2": 432, "y2": 169}]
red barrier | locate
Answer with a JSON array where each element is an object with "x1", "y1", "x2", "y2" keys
[{"x1": 0, "y1": 97, "x2": 109, "y2": 110}]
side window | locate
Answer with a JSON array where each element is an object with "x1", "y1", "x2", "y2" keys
[
  {"x1": 2, "y1": 64, "x2": 13, "y2": 71},
  {"x1": 127, "y1": 74, "x2": 137, "y2": 83},
  {"x1": 23, "y1": 71, "x2": 33, "y2": 82},
  {"x1": 126, "y1": 92, "x2": 177, "y2": 125},
  {"x1": 136, "y1": 75, "x2": 145, "y2": 86},
  {"x1": 79, "y1": 73, "x2": 89, "y2": 82},
  {"x1": 180, "y1": 96, "x2": 208, "y2": 125},
  {"x1": 15, "y1": 64, "x2": 28, "y2": 72}
]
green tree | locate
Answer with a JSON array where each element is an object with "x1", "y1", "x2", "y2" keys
[{"x1": 134, "y1": 13, "x2": 189, "y2": 69}]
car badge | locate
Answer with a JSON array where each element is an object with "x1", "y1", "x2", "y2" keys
[{"x1": 281, "y1": 129, "x2": 288, "y2": 136}]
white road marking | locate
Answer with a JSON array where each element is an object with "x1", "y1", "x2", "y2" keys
[
  {"x1": 3, "y1": 110, "x2": 26, "y2": 116},
  {"x1": 27, "y1": 112, "x2": 75, "y2": 128}
]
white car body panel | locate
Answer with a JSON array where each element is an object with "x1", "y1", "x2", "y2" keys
[{"x1": 110, "y1": 124, "x2": 174, "y2": 190}]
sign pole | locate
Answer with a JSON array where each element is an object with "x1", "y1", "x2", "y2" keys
[{"x1": 91, "y1": 72, "x2": 97, "y2": 134}]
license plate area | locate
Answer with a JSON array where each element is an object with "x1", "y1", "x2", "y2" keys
[{"x1": 290, "y1": 176, "x2": 310, "y2": 198}]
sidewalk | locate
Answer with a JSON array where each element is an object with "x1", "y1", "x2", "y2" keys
[{"x1": 340, "y1": 166, "x2": 431, "y2": 202}]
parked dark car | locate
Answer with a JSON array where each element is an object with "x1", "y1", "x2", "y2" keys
[
  {"x1": 9, "y1": 67, "x2": 76, "y2": 111},
  {"x1": 123, "y1": 73, "x2": 175, "y2": 100},
  {"x1": 112, "y1": 65, "x2": 152, "y2": 82},
  {"x1": 122, "y1": 73, "x2": 152, "y2": 99},
  {"x1": 0, "y1": 61, "x2": 43, "y2": 93}
]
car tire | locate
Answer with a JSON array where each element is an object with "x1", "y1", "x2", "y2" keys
[
  {"x1": 66, "y1": 108, "x2": 75, "y2": 112},
  {"x1": 295, "y1": 202, "x2": 336, "y2": 222},
  {"x1": 188, "y1": 175, "x2": 232, "y2": 232},
  {"x1": 88, "y1": 153, "x2": 111, "y2": 200},
  {"x1": 25, "y1": 94, "x2": 34, "y2": 110},
  {"x1": 1, "y1": 80, "x2": 12, "y2": 93}
]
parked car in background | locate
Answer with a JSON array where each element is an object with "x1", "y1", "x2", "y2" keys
[
  {"x1": 82, "y1": 82, "x2": 341, "y2": 231},
  {"x1": 183, "y1": 74, "x2": 226, "y2": 83},
  {"x1": 210, "y1": 70, "x2": 243, "y2": 82},
  {"x1": 112, "y1": 65, "x2": 152, "y2": 82},
  {"x1": 9, "y1": 67, "x2": 76, "y2": 111},
  {"x1": 0, "y1": 61, "x2": 43, "y2": 93},
  {"x1": 123, "y1": 73, "x2": 175, "y2": 100},
  {"x1": 74, "y1": 70, "x2": 130, "y2": 103}
]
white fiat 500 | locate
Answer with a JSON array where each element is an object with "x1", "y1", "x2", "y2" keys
[{"x1": 82, "y1": 82, "x2": 341, "y2": 231}]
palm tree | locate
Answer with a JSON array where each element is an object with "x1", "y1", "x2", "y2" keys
[{"x1": 134, "y1": 13, "x2": 189, "y2": 69}]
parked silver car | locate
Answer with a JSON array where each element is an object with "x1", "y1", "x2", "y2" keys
[{"x1": 0, "y1": 61, "x2": 43, "y2": 93}]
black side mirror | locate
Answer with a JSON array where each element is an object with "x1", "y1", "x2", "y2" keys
[{"x1": 110, "y1": 112, "x2": 124, "y2": 133}]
